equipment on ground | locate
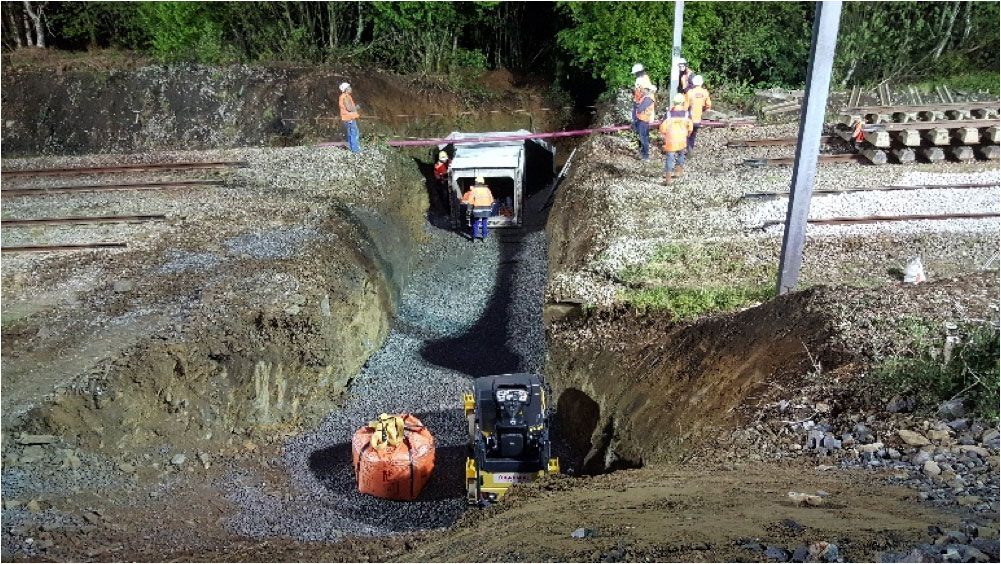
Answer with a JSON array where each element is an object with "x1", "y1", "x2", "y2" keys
[
  {"x1": 464, "y1": 374, "x2": 559, "y2": 505},
  {"x1": 352, "y1": 413, "x2": 435, "y2": 501}
]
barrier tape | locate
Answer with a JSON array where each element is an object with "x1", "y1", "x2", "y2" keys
[{"x1": 316, "y1": 118, "x2": 755, "y2": 148}]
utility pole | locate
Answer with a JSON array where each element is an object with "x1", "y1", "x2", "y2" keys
[
  {"x1": 668, "y1": 1, "x2": 684, "y2": 98},
  {"x1": 776, "y1": 1, "x2": 843, "y2": 295}
]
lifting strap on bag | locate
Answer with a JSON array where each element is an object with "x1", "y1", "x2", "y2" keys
[{"x1": 368, "y1": 413, "x2": 406, "y2": 450}]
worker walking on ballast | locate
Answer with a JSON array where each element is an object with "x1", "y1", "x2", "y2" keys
[
  {"x1": 632, "y1": 84, "x2": 657, "y2": 161},
  {"x1": 339, "y1": 82, "x2": 362, "y2": 153},
  {"x1": 684, "y1": 75, "x2": 712, "y2": 152},
  {"x1": 461, "y1": 177, "x2": 495, "y2": 242},
  {"x1": 659, "y1": 94, "x2": 693, "y2": 185}
]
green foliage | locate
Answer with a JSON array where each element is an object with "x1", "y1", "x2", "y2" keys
[
  {"x1": 876, "y1": 323, "x2": 1000, "y2": 422},
  {"x1": 618, "y1": 242, "x2": 776, "y2": 320},
  {"x1": 137, "y1": 2, "x2": 234, "y2": 64},
  {"x1": 912, "y1": 71, "x2": 1001, "y2": 96}
]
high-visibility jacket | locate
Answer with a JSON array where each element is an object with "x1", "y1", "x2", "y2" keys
[
  {"x1": 433, "y1": 161, "x2": 449, "y2": 180},
  {"x1": 339, "y1": 92, "x2": 359, "y2": 122},
  {"x1": 685, "y1": 86, "x2": 712, "y2": 123},
  {"x1": 461, "y1": 184, "x2": 494, "y2": 207},
  {"x1": 633, "y1": 75, "x2": 653, "y2": 103},
  {"x1": 635, "y1": 93, "x2": 656, "y2": 123},
  {"x1": 659, "y1": 108, "x2": 694, "y2": 152}
]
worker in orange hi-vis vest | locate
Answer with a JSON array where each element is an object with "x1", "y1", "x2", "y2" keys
[
  {"x1": 684, "y1": 75, "x2": 713, "y2": 152},
  {"x1": 338, "y1": 82, "x2": 362, "y2": 153},
  {"x1": 632, "y1": 84, "x2": 657, "y2": 161},
  {"x1": 433, "y1": 151, "x2": 450, "y2": 185},
  {"x1": 658, "y1": 94, "x2": 694, "y2": 185},
  {"x1": 460, "y1": 177, "x2": 495, "y2": 242}
]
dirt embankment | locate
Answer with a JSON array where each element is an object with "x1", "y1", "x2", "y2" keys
[
  {"x1": 1, "y1": 147, "x2": 428, "y2": 459},
  {"x1": 0, "y1": 61, "x2": 567, "y2": 157}
]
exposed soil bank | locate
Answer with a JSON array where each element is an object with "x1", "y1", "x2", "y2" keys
[{"x1": 1, "y1": 63, "x2": 568, "y2": 157}]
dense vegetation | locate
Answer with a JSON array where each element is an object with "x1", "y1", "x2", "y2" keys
[{"x1": 3, "y1": 1, "x2": 998, "y2": 91}]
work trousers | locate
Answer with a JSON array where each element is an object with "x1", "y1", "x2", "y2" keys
[
  {"x1": 688, "y1": 124, "x2": 701, "y2": 150},
  {"x1": 635, "y1": 120, "x2": 651, "y2": 160},
  {"x1": 344, "y1": 120, "x2": 361, "y2": 153},
  {"x1": 664, "y1": 149, "x2": 687, "y2": 172},
  {"x1": 472, "y1": 217, "x2": 489, "y2": 240}
]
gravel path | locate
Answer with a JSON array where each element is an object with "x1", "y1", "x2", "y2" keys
[{"x1": 221, "y1": 194, "x2": 553, "y2": 540}]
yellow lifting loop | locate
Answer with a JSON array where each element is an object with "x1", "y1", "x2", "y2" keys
[{"x1": 368, "y1": 413, "x2": 406, "y2": 451}]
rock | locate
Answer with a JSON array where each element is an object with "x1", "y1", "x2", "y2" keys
[
  {"x1": 947, "y1": 419, "x2": 969, "y2": 432},
  {"x1": 118, "y1": 462, "x2": 136, "y2": 473},
  {"x1": 928, "y1": 429, "x2": 951, "y2": 442},
  {"x1": 60, "y1": 449, "x2": 82, "y2": 470},
  {"x1": 981, "y1": 429, "x2": 1000, "y2": 449},
  {"x1": 823, "y1": 543, "x2": 839, "y2": 562},
  {"x1": 571, "y1": 527, "x2": 594, "y2": 539},
  {"x1": 170, "y1": 453, "x2": 187, "y2": 467},
  {"x1": 938, "y1": 399, "x2": 965, "y2": 419},
  {"x1": 821, "y1": 435, "x2": 842, "y2": 449},
  {"x1": 964, "y1": 547, "x2": 990, "y2": 563},
  {"x1": 788, "y1": 492, "x2": 824, "y2": 506},
  {"x1": 923, "y1": 460, "x2": 942, "y2": 477},
  {"x1": 942, "y1": 548, "x2": 961, "y2": 562},
  {"x1": 899, "y1": 429, "x2": 930, "y2": 446},
  {"x1": 113, "y1": 280, "x2": 134, "y2": 293},
  {"x1": 957, "y1": 495, "x2": 981, "y2": 507},
  {"x1": 26, "y1": 500, "x2": 42, "y2": 513},
  {"x1": 20, "y1": 445, "x2": 47, "y2": 464},
  {"x1": 791, "y1": 545, "x2": 809, "y2": 562},
  {"x1": 765, "y1": 546, "x2": 791, "y2": 562},
  {"x1": 15, "y1": 434, "x2": 58, "y2": 445},
  {"x1": 198, "y1": 452, "x2": 211, "y2": 469},
  {"x1": 860, "y1": 442, "x2": 884, "y2": 454},
  {"x1": 3, "y1": 499, "x2": 22, "y2": 510},
  {"x1": 886, "y1": 396, "x2": 915, "y2": 413},
  {"x1": 945, "y1": 531, "x2": 969, "y2": 544}
]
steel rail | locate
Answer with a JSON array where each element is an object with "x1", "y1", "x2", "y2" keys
[
  {"x1": 841, "y1": 101, "x2": 999, "y2": 113},
  {"x1": 741, "y1": 182, "x2": 1000, "y2": 199},
  {"x1": 727, "y1": 135, "x2": 834, "y2": 148},
  {"x1": 856, "y1": 118, "x2": 999, "y2": 132},
  {"x1": 1, "y1": 180, "x2": 224, "y2": 197},
  {"x1": 1, "y1": 161, "x2": 247, "y2": 177},
  {"x1": 761, "y1": 211, "x2": 999, "y2": 228},
  {"x1": 1, "y1": 214, "x2": 167, "y2": 227},
  {"x1": 745, "y1": 153, "x2": 865, "y2": 167},
  {"x1": 1, "y1": 242, "x2": 128, "y2": 253}
]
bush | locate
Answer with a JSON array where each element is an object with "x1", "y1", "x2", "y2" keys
[{"x1": 876, "y1": 323, "x2": 1000, "y2": 422}]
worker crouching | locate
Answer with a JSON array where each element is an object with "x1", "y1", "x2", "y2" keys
[
  {"x1": 461, "y1": 177, "x2": 495, "y2": 242},
  {"x1": 659, "y1": 94, "x2": 694, "y2": 185}
]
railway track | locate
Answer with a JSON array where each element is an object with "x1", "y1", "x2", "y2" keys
[
  {"x1": 1, "y1": 242, "x2": 128, "y2": 253},
  {"x1": 744, "y1": 154, "x2": 865, "y2": 167},
  {"x1": 1, "y1": 214, "x2": 167, "y2": 228},
  {"x1": 741, "y1": 182, "x2": 1000, "y2": 200},
  {"x1": 727, "y1": 135, "x2": 834, "y2": 148},
  {"x1": 759, "y1": 212, "x2": 999, "y2": 229},
  {"x1": 1, "y1": 179, "x2": 224, "y2": 197},
  {"x1": 1, "y1": 161, "x2": 247, "y2": 177}
]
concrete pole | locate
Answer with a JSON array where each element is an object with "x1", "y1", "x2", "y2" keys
[
  {"x1": 668, "y1": 1, "x2": 685, "y2": 100},
  {"x1": 776, "y1": 1, "x2": 843, "y2": 295}
]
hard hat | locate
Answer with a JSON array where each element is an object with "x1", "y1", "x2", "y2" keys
[
  {"x1": 634, "y1": 74, "x2": 653, "y2": 90},
  {"x1": 673, "y1": 93, "x2": 686, "y2": 105},
  {"x1": 438, "y1": 151, "x2": 448, "y2": 162},
  {"x1": 339, "y1": 82, "x2": 350, "y2": 92},
  {"x1": 475, "y1": 176, "x2": 485, "y2": 184},
  {"x1": 677, "y1": 58, "x2": 687, "y2": 65},
  {"x1": 631, "y1": 63, "x2": 645, "y2": 74},
  {"x1": 692, "y1": 75, "x2": 704, "y2": 87}
]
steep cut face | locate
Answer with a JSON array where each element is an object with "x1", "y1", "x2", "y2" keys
[{"x1": 546, "y1": 290, "x2": 839, "y2": 473}]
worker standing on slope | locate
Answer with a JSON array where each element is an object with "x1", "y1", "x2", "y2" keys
[
  {"x1": 461, "y1": 177, "x2": 495, "y2": 242},
  {"x1": 339, "y1": 82, "x2": 362, "y2": 153},
  {"x1": 633, "y1": 84, "x2": 657, "y2": 161},
  {"x1": 631, "y1": 63, "x2": 654, "y2": 138},
  {"x1": 684, "y1": 75, "x2": 712, "y2": 153},
  {"x1": 677, "y1": 58, "x2": 692, "y2": 94},
  {"x1": 659, "y1": 94, "x2": 693, "y2": 185}
]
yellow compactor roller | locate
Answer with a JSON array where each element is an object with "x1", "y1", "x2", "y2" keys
[{"x1": 464, "y1": 373, "x2": 560, "y2": 505}]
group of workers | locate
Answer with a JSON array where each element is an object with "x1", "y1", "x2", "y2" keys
[{"x1": 631, "y1": 59, "x2": 713, "y2": 185}]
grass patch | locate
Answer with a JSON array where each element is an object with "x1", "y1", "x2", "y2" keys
[
  {"x1": 618, "y1": 242, "x2": 777, "y2": 320},
  {"x1": 910, "y1": 71, "x2": 1000, "y2": 96},
  {"x1": 875, "y1": 322, "x2": 1000, "y2": 422}
]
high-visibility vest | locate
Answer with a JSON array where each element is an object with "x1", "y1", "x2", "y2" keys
[
  {"x1": 636, "y1": 93, "x2": 655, "y2": 123},
  {"x1": 462, "y1": 185, "x2": 494, "y2": 207},
  {"x1": 659, "y1": 108, "x2": 693, "y2": 152},
  {"x1": 685, "y1": 87, "x2": 712, "y2": 123},
  {"x1": 339, "y1": 92, "x2": 359, "y2": 122}
]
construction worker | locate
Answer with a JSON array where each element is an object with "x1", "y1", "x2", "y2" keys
[
  {"x1": 684, "y1": 75, "x2": 712, "y2": 152},
  {"x1": 338, "y1": 82, "x2": 361, "y2": 153},
  {"x1": 632, "y1": 84, "x2": 656, "y2": 161},
  {"x1": 659, "y1": 94, "x2": 693, "y2": 185},
  {"x1": 433, "y1": 151, "x2": 450, "y2": 185},
  {"x1": 677, "y1": 58, "x2": 692, "y2": 94},
  {"x1": 631, "y1": 63, "x2": 654, "y2": 139},
  {"x1": 460, "y1": 177, "x2": 495, "y2": 241}
]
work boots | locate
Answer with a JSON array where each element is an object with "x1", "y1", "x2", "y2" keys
[
  {"x1": 662, "y1": 172, "x2": 673, "y2": 185},
  {"x1": 674, "y1": 166, "x2": 685, "y2": 182}
]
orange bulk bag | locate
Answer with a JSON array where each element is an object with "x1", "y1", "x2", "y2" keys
[{"x1": 351, "y1": 413, "x2": 436, "y2": 501}]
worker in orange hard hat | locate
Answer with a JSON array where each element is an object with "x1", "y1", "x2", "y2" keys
[
  {"x1": 460, "y1": 176, "x2": 495, "y2": 241},
  {"x1": 684, "y1": 75, "x2": 712, "y2": 152},
  {"x1": 659, "y1": 94, "x2": 694, "y2": 185},
  {"x1": 339, "y1": 82, "x2": 362, "y2": 153},
  {"x1": 632, "y1": 84, "x2": 657, "y2": 161}
]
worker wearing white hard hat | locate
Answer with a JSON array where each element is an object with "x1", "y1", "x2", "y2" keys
[
  {"x1": 676, "y1": 58, "x2": 693, "y2": 94},
  {"x1": 338, "y1": 82, "x2": 362, "y2": 153},
  {"x1": 433, "y1": 150, "x2": 450, "y2": 188},
  {"x1": 461, "y1": 177, "x2": 495, "y2": 242},
  {"x1": 684, "y1": 75, "x2": 712, "y2": 153}
]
